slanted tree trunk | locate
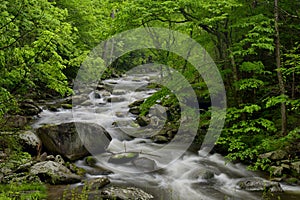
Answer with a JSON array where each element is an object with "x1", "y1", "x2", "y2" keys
[{"x1": 274, "y1": 0, "x2": 287, "y2": 135}]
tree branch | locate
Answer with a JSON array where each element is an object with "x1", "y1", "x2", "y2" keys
[{"x1": 179, "y1": 8, "x2": 216, "y2": 35}]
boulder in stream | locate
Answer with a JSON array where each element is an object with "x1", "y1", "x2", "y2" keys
[
  {"x1": 30, "y1": 161, "x2": 81, "y2": 184},
  {"x1": 108, "y1": 152, "x2": 139, "y2": 164},
  {"x1": 100, "y1": 186, "x2": 154, "y2": 200},
  {"x1": 133, "y1": 157, "x2": 158, "y2": 171},
  {"x1": 128, "y1": 99, "x2": 145, "y2": 108},
  {"x1": 236, "y1": 177, "x2": 283, "y2": 192},
  {"x1": 36, "y1": 122, "x2": 112, "y2": 161},
  {"x1": 129, "y1": 106, "x2": 140, "y2": 115},
  {"x1": 84, "y1": 177, "x2": 110, "y2": 190}
]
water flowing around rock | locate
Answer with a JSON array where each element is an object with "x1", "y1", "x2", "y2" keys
[{"x1": 33, "y1": 73, "x2": 300, "y2": 200}]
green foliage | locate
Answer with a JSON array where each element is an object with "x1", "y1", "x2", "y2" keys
[
  {"x1": 0, "y1": 183, "x2": 46, "y2": 200},
  {"x1": 265, "y1": 95, "x2": 289, "y2": 108},
  {"x1": 217, "y1": 104, "x2": 277, "y2": 165},
  {"x1": 0, "y1": 0, "x2": 84, "y2": 120},
  {"x1": 231, "y1": 14, "x2": 274, "y2": 56},
  {"x1": 139, "y1": 87, "x2": 172, "y2": 116}
]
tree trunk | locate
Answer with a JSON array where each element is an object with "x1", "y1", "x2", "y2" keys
[{"x1": 274, "y1": 0, "x2": 287, "y2": 135}]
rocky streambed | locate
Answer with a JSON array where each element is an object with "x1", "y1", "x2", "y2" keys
[{"x1": 1, "y1": 71, "x2": 300, "y2": 200}]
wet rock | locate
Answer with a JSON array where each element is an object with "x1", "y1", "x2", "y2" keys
[
  {"x1": 113, "y1": 89, "x2": 126, "y2": 95},
  {"x1": 149, "y1": 104, "x2": 167, "y2": 118},
  {"x1": 85, "y1": 177, "x2": 110, "y2": 190},
  {"x1": 66, "y1": 163, "x2": 86, "y2": 176},
  {"x1": 132, "y1": 77, "x2": 143, "y2": 82},
  {"x1": 94, "y1": 92, "x2": 101, "y2": 99},
  {"x1": 36, "y1": 122, "x2": 112, "y2": 161},
  {"x1": 189, "y1": 168, "x2": 215, "y2": 180},
  {"x1": 136, "y1": 116, "x2": 150, "y2": 127},
  {"x1": 103, "y1": 82, "x2": 117, "y2": 92},
  {"x1": 18, "y1": 130, "x2": 41, "y2": 156},
  {"x1": 270, "y1": 177, "x2": 283, "y2": 182},
  {"x1": 115, "y1": 111, "x2": 126, "y2": 118},
  {"x1": 129, "y1": 107, "x2": 140, "y2": 115},
  {"x1": 30, "y1": 161, "x2": 81, "y2": 184},
  {"x1": 96, "y1": 84, "x2": 105, "y2": 91},
  {"x1": 15, "y1": 161, "x2": 37, "y2": 173},
  {"x1": 101, "y1": 186, "x2": 154, "y2": 200},
  {"x1": 149, "y1": 116, "x2": 165, "y2": 127},
  {"x1": 101, "y1": 91, "x2": 111, "y2": 97},
  {"x1": 108, "y1": 152, "x2": 139, "y2": 164},
  {"x1": 81, "y1": 100, "x2": 93, "y2": 106},
  {"x1": 61, "y1": 104, "x2": 72, "y2": 109},
  {"x1": 152, "y1": 135, "x2": 169, "y2": 144},
  {"x1": 46, "y1": 155, "x2": 55, "y2": 161},
  {"x1": 133, "y1": 157, "x2": 158, "y2": 171},
  {"x1": 48, "y1": 105, "x2": 59, "y2": 112},
  {"x1": 72, "y1": 95, "x2": 88, "y2": 105},
  {"x1": 85, "y1": 156, "x2": 97, "y2": 167},
  {"x1": 84, "y1": 164, "x2": 113, "y2": 176},
  {"x1": 201, "y1": 171, "x2": 214, "y2": 180},
  {"x1": 106, "y1": 96, "x2": 125, "y2": 102},
  {"x1": 128, "y1": 99, "x2": 144, "y2": 108},
  {"x1": 237, "y1": 178, "x2": 283, "y2": 192}
]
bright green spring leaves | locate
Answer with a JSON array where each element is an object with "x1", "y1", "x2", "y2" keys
[{"x1": 0, "y1": 0, "x2": 78, "y2": 117}]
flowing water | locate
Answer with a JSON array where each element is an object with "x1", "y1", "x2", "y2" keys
[{"x1": 33, "y1": 73, "x2": 300, "y2": 200}]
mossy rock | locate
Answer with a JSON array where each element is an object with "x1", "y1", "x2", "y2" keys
[
  {"x1": 61, "y1": 104, "x2": 72, "y2": 109},
  {"x1": 108, "y1": 152, "x2": 139, "y2": 164},
  {"x1": 85, "y1": 156, "x2": 97, "y2": 167}
]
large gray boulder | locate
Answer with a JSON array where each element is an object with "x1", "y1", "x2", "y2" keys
[
  {"x1": 133, "y1": 157, "x2": 158, "y2": 171},
  {"x1": 18, "y1": 130, "x2": 41, "y2": 156},
  {"x1": 36, "y1": 122, "x2": 112, "y2": 161},
  {"x1": 30, "y1": 161, "x2": 81, "y2": 184}
]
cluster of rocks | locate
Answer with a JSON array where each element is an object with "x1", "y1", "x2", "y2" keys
[
  {"x1": 0, "y1": 151, "x2": 83, "y2": 185},
  {"x1": 127, "y1": 99, "x2": 180, "y2": 144},
  {"x1": 4, "y1": 99, "x2": 42, "y2": 128},
  {"x1": 259, "y1": 149, "x2": 300, "y2": 184},
  {"x1": 0, "y1": 121, "x2": 154, "y2": 199},
  {"x1": 236, "y1": 177, "x2": 283, "y2": 192}
]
